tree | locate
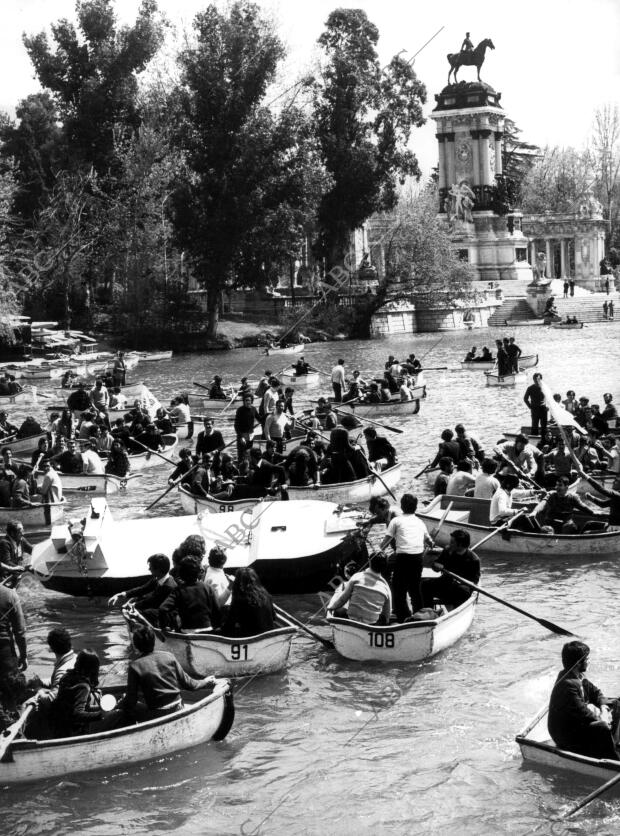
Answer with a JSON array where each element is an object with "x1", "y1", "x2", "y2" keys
[
  {"x1": 23, "y1": 0, "x2": 165, "y2": 175},
  {"x1": 520, "y1": 146, "x2": 592, "y2": 214},
  {"x1": 590, "y1": 105, "x2": 620, "y2": 245},
  {"x1": 500, "y1": 119, "x2": 541, "y2": 208},
  {"x1": 173, "y1": 1, "x2": 328, "y2": 338},
  {"x1": 313, "y1": 8, "x2": 426, "y2": 268},
  {"x1": 0, "y1": 160, "x2": 22, "y2": 342}
]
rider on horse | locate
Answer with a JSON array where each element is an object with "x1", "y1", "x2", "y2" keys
[{"x1": 461, "y1": 33, "x2": 474, "y2": 53}]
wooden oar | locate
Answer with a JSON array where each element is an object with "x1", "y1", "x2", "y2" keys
[
  {"x1": 470, "y1": 510, "x2": 527, "y2": 551},
  {"x1": 0, "y1": 704, "x2": 34, "y2": 762},
  {"x1": 129, "y1": 437, "x2": 176, "y2": 466},
  {"x1": 429, "y1": 501, "x2": 454, "y2": 542},
  {"x1": 564, "y1": 764, "x2": 620, "y2": 817},
  {"x1": 332, "y1": 407, "x2": 403, "y2": 435},
  {"x1": 414, "y1": 461, "x2": 433, "y2": 479},
  {"x1": 273, "y1": 603, "x2": 334, "y2": 649},
  {"x1": 356, "y1": 448, "x2": 398, "y2": 502},
  {"x1": 438, "y1": 568, "x2": 575, "y2": 636},
  {"x1": 145, "y1": 461, "x2": 201, "y2": 510},
  {"x1": 496, "y1": 451, "x2": 543, "y2": 491}
]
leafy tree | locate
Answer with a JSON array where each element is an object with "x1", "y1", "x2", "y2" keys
[
  {"x1": 173, "y1": 1, "x2": 328, "y2": 339},
  {"x1": 0, "y1": 160, "x2": 22, "y2": 342},
  {"x1": 590, "y1": 105, "x2": 620, "y2": 245},
  {"x1": 313, "y1": 8, "x2": 426, "y2": 268},
  {"x1": 520, "y1": 146, "x2": 592, "y2": 214},
  {"x1": 23, "y1": 0, "x2": 165, "y2": 175},
  {"x1": 500, "y1": 118, "x2": 540, "y2": 208}
]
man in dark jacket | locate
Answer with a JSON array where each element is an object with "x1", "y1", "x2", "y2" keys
[
  {"x1": 108, "y1": 554, "x2": 177, "y2": 625},
  {"x1": 195, "y1": 417, "x2": 225, "y2": 457},
  {"x1": 523, "y1": 373, "x2": 548, "y2": 435},
  {"x1": 422, "y1": 529, "x2": 480, "y2": 609},
  {"x1": 548, "y1": 640, "x2": 619, "y2": 760},
  {"x1": 0, "y1": 521, "x2": 33, "y2": 585},
  {"x1": 159, "y1": 557, "x2": 221, "y2": 631},
  {"x1": 363, "y1": 427, "x2": 396, "y2": 469},
  {"x1": 234, "y1": 394, "x2": 260, "y2": 458}
]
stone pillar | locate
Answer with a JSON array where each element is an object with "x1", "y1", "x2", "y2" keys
[
  {"x1": 436, "y1": 135, "x2": 447, "y2": 189},
  {"x1": 545, "y1": 239, "x2": 552, "y2": 278},
  {"x1": 470, "y1": 131, "x2": 480, "y2": 186},
  {"x1": 479, "y1": 130, "x2": 493, "y2": 186},
  {"x1": 559, "y1": 239, "x2": 567, "y2": 278},
  {"x1": 445, "y1": 132, "x2": 456, "y2": 186},
  {"x1": 529, "y1": 241, "x2": 537, "y2": 265},
  {"x1": 494, "y1": 132, "x2": 503, "y2": 176}
]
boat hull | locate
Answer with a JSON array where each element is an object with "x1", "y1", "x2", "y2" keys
[
  {"x1": 0, "y1": 681, "x2": 233, "y2": 785},
  {"x1": 263, "y1": 344, "x2": 305, "y2": 355},
  {"x1": 279, "y1": 371, "x2": 320, "y2": 387},
  {"x1": 551, "y1": 322, "x2": 584, "y2": 329},
  {"x1": 336, "y1": 389, "x2": 425, "y2": 417},
  {"x1": 418, "y1": 494, "x2": 620, "y2": 559},
  {"x1": 123, "y1": 609, "x2": 296, "y2": 677},
  {"x1": 37, "y1": 472, "x2": 143, "y2": 495},
  {"x1": 327, "y1": 595, "x2": 476, "y2": 662},
  {"x1": 460, "y1": 354, "x2": 538, "y2": 372},
  {"x1": 485, "y1": 372, "x2": 526, "y2": 386},
  {"x1": 2, "y1": 432, "x2": 47, "y2": 457},
  {"x1": 0, "y1": 501, "x2": 64, "y2": 529},
  {"x1": 126, "y1": 435, "x2": 178, "y2": 471}
]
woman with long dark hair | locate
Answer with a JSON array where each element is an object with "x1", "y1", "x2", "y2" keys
[
  {"x1": 105, "y1": 440, "x2": 131, "y2": 477},
  {"x1": 49, "y1": 649, "x2": 103, "y2": 737},
  {"x1": 220, "y1": 568, "x2": 275, "y2": 637}
]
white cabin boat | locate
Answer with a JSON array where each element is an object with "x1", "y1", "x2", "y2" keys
[
  {"x1": 122, "y1": 607, "x2": 297, "y2": 678},
  {"x1": 29, "y1": 497, "x2": 364, "y2": 596},
  {"x1": 327, "y1": 593, "x2": 477, "y2": 662},
  {"x1": 517, "y1": 703, "x2": 620, "y2": 783},
  {"x1": 0, "y1": 680, "x2": 233, "y2": 785},
  {"x1": 418, "y1": 493, "x2": 620, "y2": 560}
]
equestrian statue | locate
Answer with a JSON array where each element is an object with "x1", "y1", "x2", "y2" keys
[{"x1": 447, "y1": 36, "x2": 495, "y2": 85}]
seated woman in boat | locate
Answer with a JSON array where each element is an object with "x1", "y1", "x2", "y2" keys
[
  {"x1": 526, "y1": 476, "x2": 599, "y2": 534},
  {"x1": 422, "y1": 530, "x2": 480, "y2": 610},
  {"x1": 209, "y1": 375, "x2": 227, "y2": 400},
  {"x1": 204, "y1": 547, "x2": 233, "y2": 608},
  {"x1": 220, "y1": 567, "x2": 275, "y2": 637},
  {"x1": 398, "y1": 377, "x2": 412, "y2": 402},
  {"x1": 109, "y1": 387, "x2": 127, "y2": 410},
  {"x1": 479, "y1": 346, "x2": 493, "y2": 362},
  {"x1": 285, "y1": 444, "x2": 319, "y2": 486},
  {"x1": 30, "y1": 437, "x2": 52, "y2": 469},
  {"x1": 548, "y1": 641, "x2": 619, "y2": 761},
  {"x1": 363, "y1": 427, "x2": 396, "y2": 470},
  {"x1": 117, "y1": 625, "x2": 216, "y2": 723},
  {"x1": 430, "y1": 429, "x2": 461, "y2": 469},
  {"x1": 160, "y1": 556, "x2": 221, "y2": 631},
  {"x1": 323, "y1": 428, "x2": 370, "y2": 484},
  {"x1": 464, "y1": 347, "x2": 477, "y2": 362},
  {"x1": 329, "y1": 552, "x2": 392, "y2": 625},
  {"x1": 105, "y1": 439, "x2": 131, "y2": 477},
  {"x1": 56, "y1": 408, "x2": 77, "y2": 442},
  {"x1": 171, "y1": 536, "x2": 207, "y2": 582},
  {"x1": 489, "y1": 474, "x2": 522, "y2": 526},
  {"x1": 94, "y1": 424, "x2": 114, "y2": 454},
  {"x1": 48, "y1": 649, "x2": 106, "y2": 738}
]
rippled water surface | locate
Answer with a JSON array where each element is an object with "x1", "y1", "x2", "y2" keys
[{"x1": 3, "y1": 323, "x2": 620, "y2": 835}]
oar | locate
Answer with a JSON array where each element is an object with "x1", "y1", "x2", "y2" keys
[
  {"x1": 0, "y1": 704, "x2": 34, "y2": 762},
  {"x1": 273, "y1": 603, "x2": 334, "y2": 649},
  {"x1": 564, "y1": 769, "x2": 620, "y2": 818},
  {"x1": 332, "y1": 407, "x2": 403, "y2": 435},
  {"x1": 496, "y1": 451, "x2": 543, "y2": 491},
  {"x1": 470, "y1": 510, "x2": 527, "y2": 551},
  {"x1": 129, "y1": 437, "x2": 176, "y2": 466},
  {"x1": 145, "y1": 461, "x2": 201, "y2": 510},
  {"x1": 438, "y1": 568, "x2": 575, "y2": 636},
  {"x1": 414, "y1": 461, "x2": 433, "y2": 479},
  {"x1": 419, "y1": 366, "x2": 448, "y2": 371},
  {"x1": 353, "y1": 447, "x2": 398, "y2": 502},
  {"x1": 430, "y1": 500, "x2": 454, "y2": 542}
]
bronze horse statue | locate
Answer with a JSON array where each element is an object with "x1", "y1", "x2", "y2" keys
[{"x1": 447, "y1": 39, "x2": 495, "y2": 84}]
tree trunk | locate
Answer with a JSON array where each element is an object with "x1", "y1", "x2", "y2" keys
[{"x1": 206, "y1": 291, "x2": 219, "y2": 340}]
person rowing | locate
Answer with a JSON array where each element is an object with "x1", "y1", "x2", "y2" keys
[
  {"x1": 293, "y1": 356, "x2": 311, "y2": 376},
  {"x1": 328, "y1": 552, "x2": 392, "y2": 626},
  {"x1": 464, "y1": 347, "x2": 477, "y2": 362}
]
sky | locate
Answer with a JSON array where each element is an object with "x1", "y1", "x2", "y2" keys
[{"x1": 2, "y1": 0, "x2": 620, "y2": 177}]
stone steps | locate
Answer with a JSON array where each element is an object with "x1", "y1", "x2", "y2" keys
[
  {"x1": 487, "y1": 298, "x2": 536, "y2": 326},
  {"x1": 552, "y1": 293, "x2": 619, "y2": 322}
]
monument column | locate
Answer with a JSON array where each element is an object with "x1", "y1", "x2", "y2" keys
[
  {"x1": 559, "y1": 240, "x2": 567, "y2": 278},
  {"x1": 529, "y1": 241, "x2": 537, "y2": 266},
  {"x1": 478, "y1": 129, "x2": 493, "y2": 186},
  {"x1": 470, "y1": 131, "x2": 480, "y2": 186},
  {"x1": 445, "y1": 132, "x2": 456, "y2": 186},
  {"x1": 545, "y1": 239, "x2": 552, "y2": 278},
  {"x1": 494, "y1": 131, "x2": 503, "y2": 176},
  {"x1": 436, "y1": 134, "x2": 447, "y2": 190}
]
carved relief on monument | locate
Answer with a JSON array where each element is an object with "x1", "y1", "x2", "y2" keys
[
  {"x1": 455, "y1": 140, "x2": 472, "y2": 181},
  {"x1": 488, "y1": 139, "x2": 496, "y2": 177}
]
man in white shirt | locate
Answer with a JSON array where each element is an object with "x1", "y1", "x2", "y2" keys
[
  {"x1": 39, "y1": 461, "x2": 63, "y2": 502},
  {"x1": 489, "y1": 473, "x2": 521, "y2": 525},
  {"x1": 329, "y1": 552, "x2": 392, "y2": 625},
  {"x1": 380, "y1": 493, "x2": 433, "y2": 621},
  {"x1": 446, "y1": 461, "x2": 476, "y2": 496},
  {"x1": 81, "y1": 440, "x2": 105, "y2": 475},
  {"x1": 331, "y1": 359, "x2": 346, "y2": 403},
  {"x1": 204, "y1": 547, "x2": 233, "y2": 607},
  {"x1": 474, "y1": 458, "x2": 500, "y2": 499},
  {"x1": 264, "y1": 401, "x2": 294, "y2": 453},
  {"x1": 261, "y1": 378, "x2": 280, "y2": 419}
]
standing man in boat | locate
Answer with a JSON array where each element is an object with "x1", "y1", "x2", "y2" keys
[
  {"x1": 495, "y1": 340, "x2": 511, "y2": 377},
  {"x1": 331, "y1": 359, "x2": 346, "y2": 403},
  {"x1": 379, "y1": 493, "x2": 433, "y2": 622},
  {"x1": 505, "y1": 337, "x2": 522, "y2": 373},
  {"x1": 112, "y1": 351, "x2": 126, "y2": 388},
  {"x1": 195, "y1": 417, "x2": 226, "y2": 458},
  {"x1": 234, "y1": 394, "x2": 261, "y2": 460},
  {"x1": 523, "y1": 373, "x2": 548, "y2": 436},
  {"x1": 548, "y1": 641, "x2": 619, "y2": 761},
  {"x1": 264, "y1": 400, "x2": 295, "y2": 454}
]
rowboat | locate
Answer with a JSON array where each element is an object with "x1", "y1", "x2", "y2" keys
[
  {"x1": 326, "y1": 593, "x2": 477, "y2": 662},
  {"x1": 108, "y1": 383, "x2": 161, "y2": 421},
  {"x1": 0, "y1": 432, "x2": 47, "y2": 457},
  {"x1": 279, "y1": 371, "x2": 320, "y2": 387},
  {"x1": 335, "y1": 388, "x2": 425, "y2": 418},
  {"x1": 485, "y1": 371, "x2": 526, "y2": 387},
  {"x1": 30, "y1": 496, "x2": 364, "y2": 596},
  {"x1": 122, "y1": 607, "x2": 297, "y2": 678},
  {"x1": 0, "y1": 680, "x2": 234, "y2": 785},
  {"x1": 551, "y1": 322, "x2": 584, "y2": 329},
  {"x1": 187, "y1": 394, "x2": 239, "y2": 418},
  {"x1": 517, "y1": 702, "x2": 620, "y2": 784},
  {"x1": 418, "y1": 493, "x2": 620, "y2": 559},
  {"x1": 0, "y1": 387, "x2": 38, "y2": 406},
  {"x1": 460, "y1": 353, "x2": 538, "y2": 372},
  {"x1": 504, "y1": 319, "x2": 545, "y2": 327},
  {"x1": 178, "y1": 463, "x2": 402, "y2": 513},
  {"x1": 570, "y1": 472, "x2": 617, "y2": 499},
  {"x1": 36, "y1": 472, "x2": 143, "y2": 495},
  {"x1": 137, "y1": 350, "x2": 173, "y2": 362},
  {"x1": 263, "y1": 343, "x2": 305, "y2": 355},
  {"x1": 126, "y1": 434, "x2": 178, "y2": 471},
  {"x1": 0, "y1": 500, "x2": 65, "y2": 529}
]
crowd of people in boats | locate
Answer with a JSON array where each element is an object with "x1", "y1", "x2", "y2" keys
[
  {"x1": 0, "y1": 374, "x2": 23, "y2": 396},
  {"x1": 463, "y1": 337, "x2": 523, "y2": 375},
  {"x1": 329, "y1": 355, "x2": 423, "y2": 403}
]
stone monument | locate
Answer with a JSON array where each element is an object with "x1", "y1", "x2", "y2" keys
[{"x1": 430, "y1": 35, "x2": 533, "y2": 283}]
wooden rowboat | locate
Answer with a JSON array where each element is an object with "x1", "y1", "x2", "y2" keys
[
  {"x1": 279, "y1": 371, "x2": 320, "y2": 387},
  {"x1": 418, "y1": 493, "x2": 620, "y2": 560},
  {"x1": 517, "y1": 702, "x2": 620, "y2": 784},
  {"x1": 122, "y1": 607, "x2": 297, "y2": 678},
  {"x1": 0, "y1": 679, "x2": 234, "y2": 785},
  {"x1": 178, "y1": 464, "x2": 401, "y2": 513},
  {"x1": 485, "y1": 371, "x2": 526, "y2": 387},
  {"x1": 335, "y1": 388, "x2": 425, "y2": 418},
  {"x1": 460, "y1": 353, "x2": 538, "y2": 372},
  {"x1": 504, "y1": 318, "x2": 545, "y2": 327},
  {"x1": 30, "y1": 497, "x2": 364, "y2": 596},
  {"x1": 0, "y1": 500, "x2": 65, "y2": 529},
  {"x1": 551, "y1": 321, "x2": 584, "y2": 329},
  {"x1": 36, "y1": 472, "x2": 143, "y2": 496},
  {"x1": 0, "y1": 432, "x2": 47, "y2": 457},
  {"x1": 137, "y1": 350, "x2": 173, "y2": 361},
  {"x1": 0, "y1": 388, "x2": 37, "y2": 406},
  {"x1": 326, "y1": 593, "x2": 477, "y2": 662},
  {"x1": 126, "y1": 434, "x2": 178, "y2": 471},
  {"x1": 263, "y1": 343, "x2": 305, "y2": 356}
]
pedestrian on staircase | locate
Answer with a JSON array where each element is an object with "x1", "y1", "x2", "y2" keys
[
  {"x1": 563, "y1": 280, "x2": 569, "y2": 298},
  {"x1": 609, "y1": 300, "x2": 615, "y2": 320},
  {"x1": 603, "y1": 300, "x2": 609, "y2": 320},
  {"x1": 569, "y1": 279, "x2": 575, "y2": 297}
]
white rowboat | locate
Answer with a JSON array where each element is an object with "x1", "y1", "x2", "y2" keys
[
  {"x1": 36, "y1": 472, "x2": 143, "y2": 496},
  {"x1": 327, "y1": 594, "x2": 477, "y2": 662},
  {"x1": 460, "y1": 353, "x2": 539, "y2": 372},
  {"x1": 279, "y1": 371, "x2": 320, "y2": 387},
  {"x1": 122, "y1": 607, "x2": 296, "y2": 678},
  {"x1": 0, "y1": 680, "x2": 233, "y2": 785},
  {"x1": 336, "y1": 388, "x2": 425, "y2": 418},
  {"x1": 485, "y1": 371, "x2": 526, "y2": 387},
  {"x1": 0, "y1": 500, "x2": 65, "y2": 529}
]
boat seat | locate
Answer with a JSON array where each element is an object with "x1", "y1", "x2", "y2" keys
[{"x1": 439, "y1": 495, "x2": 492, "y2": 527}]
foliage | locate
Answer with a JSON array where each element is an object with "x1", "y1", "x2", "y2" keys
[
  {"x1": 23, "y1": 0, "x2": 165, "y2": 175},
  {"x1": 520, "y1": 146, "x2": 592, "y2": 214},
  {"x1": 0, "y1": 160, "x2": 21, "y2": 341},
  {"x1": 590, "y1": 105, "x2": 620, "y2": 246},
  {"x1": 173, "y1": 1, "x2": 328, "y2": 338},
  {"x1": 501, "y1": 119, "x2": 540, "y2": 207},
  {"x1": 313, "y1": 8, "x2": 426, "y2": 267}
]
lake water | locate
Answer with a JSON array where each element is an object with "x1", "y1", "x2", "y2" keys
[{"x1": 3, "y1": 322, "x2": 620, "y2": 835}]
